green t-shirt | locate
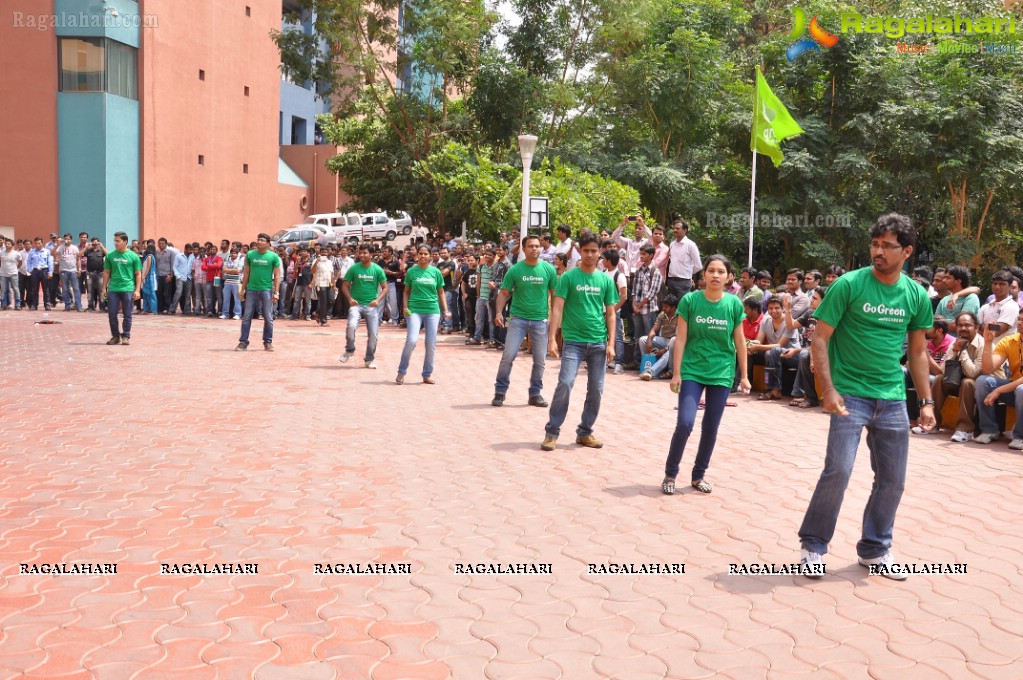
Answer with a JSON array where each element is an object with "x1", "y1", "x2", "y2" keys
[
  {"x1": 936, "y1": 292, "x2": 980, "y2": 321},
  {"x1": 103, "y1": 249, "x2": 142, "y2": 293},
  {"x1": 344, "y1": 262, "x2": 387, "y2": 306},
  {"x1": 555, "y1": 267, "x2": 619, "y2": 343},
  {"x1": 244, "y1": 250, "x2": 282, "y2": 291},
  {"x1": 404, "y1": 265, "x2": 444, "y2": 314},
  {"x1": 813, "y1": 266, "x2": 933, "y2": 400},
  {"x1": 502, "y1": 259, "x2": 557, "y2": 321},
  {"x1": 478, "y1": 264, "x2": 494, "y2": 300},
  {"x1": 676, "y1": 292, "x2": 745, "y2": 387}
]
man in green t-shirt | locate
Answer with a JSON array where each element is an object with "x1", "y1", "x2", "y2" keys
[
  {"x1": 492, "y1": 235, "x2": 558, "y2": 407},
  {"x1": 341, "y1": 244, "x2": 389, "y2": 368},
  {"x1": 541, "y1": 233, "x2": 619, "y2": 451},
  {"x1": 237, "y1": 233, "x2": 283, "y2": 351},
  {"x1": 102, "y1": 231, "x2": 142, "y2": 345},
  {"x1": 798, "y1": 213, "x2": 934, "y2": 581}
]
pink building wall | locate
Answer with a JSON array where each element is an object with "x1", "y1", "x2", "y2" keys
[
  {"x1": 0, "y1": 0, "x2": 60, "y2": 240},
  {"x1": 139, "y1": 0, "x2": 306, "y2": 247}
]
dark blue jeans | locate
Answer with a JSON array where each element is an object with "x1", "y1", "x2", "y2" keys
[
  {"x1": 107, "y1": 291, "x2": 134, "y2": 339},
  {"x1": 664, "y1": 381, "x2": 730, "y2": 481},
  {"x1": 545, "y1": 341, "x2": 607, "y2": 438},
  {"x1": 239, "y1": 290, "x2": 274, "y2": 346},
  {"x1": 798, "y1": 396, "x2": 909, "y2": 559}
]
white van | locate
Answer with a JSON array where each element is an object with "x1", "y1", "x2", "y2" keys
[{"x1": 359, "y1": 212, "x2": 398, "y2": 241}]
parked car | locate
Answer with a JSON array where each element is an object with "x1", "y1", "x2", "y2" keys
[
  {"x1": 389, "y1": 211, "x2": 413, "y2": 235},
  {"x1": 271, "y1": 224, "x2": 336, "y2": 249},
  {"x1": 360, "y1": 212, "x2": 398, "y2": 241},
  {"x1": 329, "y1": 213, "x2": 367, "y2": 247}
]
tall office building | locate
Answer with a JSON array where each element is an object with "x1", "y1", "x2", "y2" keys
[{"x1": 1, "y1": 0, "x2": 312, "y2": 247}]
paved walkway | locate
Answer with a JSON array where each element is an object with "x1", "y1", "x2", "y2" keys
[{"x1": 1, "y1": 311, "x2": 1021, "y2": 679}]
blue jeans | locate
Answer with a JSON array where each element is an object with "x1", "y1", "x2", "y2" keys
[
  {"x1": 398, "y1": 313, "x2": 440, "y2": 377},
  {"x1": 385, "y1": 282, "x2": 398, "y2": 322},
  {"x1": 346, "y1": 304, "x2": 381, "y2": 362},
  {"x1": 766, "y1": 346, "x2": 799, "y2": 390},
  {"x1": 494, "y1": 317, "x2": 549, "y2": 397},
  {"x1": 975, "y1": 375, "x2": 1023, "y2": 439},
  {"x1": 60, "y1": 271, "x2": 82, "y2": 309},
  {"x1": 798, "y1": 396, "x2": 909, "y2": 559},
  {"x1": 474, "y1": 298, "x2": 493, "y2": 341},
  {"x1": 239, "y1": 290, "x2": 274, "y2": 345},
  {"x1": 1, "y1": 274, "x2": 20, "y2": 307},
  {"x1": 612, "y1": 309, "x2": 624, "y2": 366},
  {"x1": 446, "y1": 290, "x2": 461, "y2": 329},
  {"x1": 632, "y1": 311, "x2": 658, "y2": 364},
  {"x1": 222, "y1": 282, "x2": 241, "y2": 317},
  {"x1": 648, "y1": 337, "x2": 675, "y2": 378},
  {"x1": 107, "y1": 291, "x2": 133, "y2": 339},
  {"x1": 664, "y1": 381, "x2": 730, "y2": 481},
  {"x1": 545, "y1": 341, "x2": 607, "y2": 438}
]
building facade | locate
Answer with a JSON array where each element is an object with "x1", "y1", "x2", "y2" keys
[{"x1": 1, "y1": 0, "x2": 313, "y2": 247}]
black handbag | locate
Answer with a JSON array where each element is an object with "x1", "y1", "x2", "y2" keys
[{"x1": 942, "y1": 356, "x2": 962, "y2": 396}]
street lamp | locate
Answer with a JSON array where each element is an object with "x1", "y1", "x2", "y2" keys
[{"x1": 517, "y1": 134, "x2": 538, "y2": 251}]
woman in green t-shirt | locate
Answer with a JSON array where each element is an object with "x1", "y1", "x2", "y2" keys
[
  {"x1": 396, "y1": 245, "x2": 450, "y2": 384},
  {"x1": 662, "y1": 254, "x2": 750, "y2": 496}
]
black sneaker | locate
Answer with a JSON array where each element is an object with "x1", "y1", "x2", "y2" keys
[
  {"x1": 491, "y1": 394, "x2": 505, "y2": 407},
  {"x1": 528, "y1": 395, "x2": 548, "y2": 407}
]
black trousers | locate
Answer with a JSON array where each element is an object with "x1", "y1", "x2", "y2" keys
[{"x1": 29, "y1": 270, "x2": 51, "y2": 308}]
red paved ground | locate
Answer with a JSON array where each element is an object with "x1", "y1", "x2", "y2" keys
[{"x1": 1, "y1": 310, "x2": 1022, "y2": 679}]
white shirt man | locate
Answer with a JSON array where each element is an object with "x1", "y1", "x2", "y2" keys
[
  {"x1": 666, "y1": 220, "x2": 701, "y2": 296},
  {"x1": 553, "y1": 226, "x2": 580, "y2": 269}
]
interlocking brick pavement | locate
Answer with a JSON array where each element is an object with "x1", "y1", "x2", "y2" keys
[{"x1": 2, "y1": 310, "x2": 1022, "y2": 678}]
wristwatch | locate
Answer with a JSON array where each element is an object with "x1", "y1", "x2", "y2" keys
[{"x1": 919, "y1": 399, "x2": 935, "y2": 407}]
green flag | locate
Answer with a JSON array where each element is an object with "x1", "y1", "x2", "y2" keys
[{"x1": 751, "y1": 70, "x2": 804, "y2": 167}]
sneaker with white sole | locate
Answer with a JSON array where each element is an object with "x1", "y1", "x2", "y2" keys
[
  {"x1": 339, "y1": 352, "x2": 352, "y2": 363},
  {"x1": 613, "y1": 364, "x2": 624, "y2": 375},
  {"x1": 973, "y1": 432, "x2": 1000, "y2": 444},
  {"x1": 365, "y1": 361, "x2": 377, "y2": 369},
  {"x1": 950, "y1": 430, "x2": 973, "y2": 443},
  {"x1": 640, "y1": 372, "x2": 652, "y2": 381},
  {"x1": 799, "y1": 549, "x2": 825, "y2": 579},
  {"x1": 858, "y1": 552, "x2": 909, "y2": 580},
  {"x1": 1009, "y1": 438, "x2": 1023, "y2": 450},
  {"x1": 910, "y1": 426, "x2": 936, "y2": 435}
]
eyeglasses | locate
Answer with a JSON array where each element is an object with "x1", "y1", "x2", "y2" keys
[{"x1": 870, "y1": 242, "x2": 903, "y2": 252}]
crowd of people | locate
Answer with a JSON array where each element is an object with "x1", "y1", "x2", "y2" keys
[{"x1": 5, "y1": 211, "x2": 1005, "y2": 579}]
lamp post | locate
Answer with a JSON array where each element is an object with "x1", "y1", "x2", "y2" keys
[{"x1": 517, "y1": 135, "x2": 538, "y2": 251}]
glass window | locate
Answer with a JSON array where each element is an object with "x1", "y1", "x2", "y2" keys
[
  {"x1": 59, "y1": 37, "x2": 138, "y2": 100},
  {"x1": 60, "y1": 37, "x2": 105, "y2": 92},
  {"x1": 107, "y1": 40, "x2": 137, "y2": 99}
]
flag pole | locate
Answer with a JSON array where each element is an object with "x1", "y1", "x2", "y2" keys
[{"x1": 748, "y1": 149, "x2": 757, "y2": 269}]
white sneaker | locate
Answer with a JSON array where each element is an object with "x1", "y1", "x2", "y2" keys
[
  {"x1": 365, "y1": 361, "x2": 377, "y2": 369},
  {"x1": 613, "y1": 364, "x2": 624, "y2": 375},
  {"x1": 950, "y1": 430, "x2": 972, "y2": 443},
  {"x1": 973, "y1": 432, "x2": 1000, "y2": 444},
  {"x1": 799, "y1": 548, "x2": 825, "y2": 579},
  {"x1": 233, "y1": 315, "x2": 241, "y2": 320},
  {"x1": 1009, "y1": 438, "x2": 1023, "y2": 450},
  {"x1": 640, "y1": 372, "x2": 652, "y2": 381},
  {"x1": 910, "y1": 426, "x2": 936, "y2": 435},
  {"x1": 219, "y1": 315, "x2": 227, "y2": 319},
  {"x1": 339, "y1": 352, "x2": 352, "y2": 363},
  {"x1": 858, "y1": 552, "x2": 909, "y2": 580}
]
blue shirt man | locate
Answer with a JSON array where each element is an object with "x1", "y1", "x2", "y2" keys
[{"x1": 27, "y1": 246, "x2": 53, "y2": 275}]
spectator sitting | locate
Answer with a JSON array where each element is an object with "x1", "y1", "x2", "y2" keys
[
  {"x1": 823, "y1": 264, "x2": 845, "y2": 287},
  {"x1": 918, "y1": 312, "x2": 999, "y2": 442},
  {"x1": 640, "y1": 295, "x2": 680, "y2": 381},
  {"x1": 738, "y1": 267, "x2": 763, "y2": 304},
  {"x1": 751, "y1": 296, "x2": 800, "y2": 400},
  {"x1": 974, "y1": 309, "x2": 1023, "y2": 448},
  {"x1": 787, "y1": 285, "x2": 826, "y2": 409},
  {"x1": 907, "y1": 317, "x2": 953, "y2": 429}
]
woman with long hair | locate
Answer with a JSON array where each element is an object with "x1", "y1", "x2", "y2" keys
[
  {"x1": 140, "y1": 241, "x2": 158, "y2": 314},
  {"x1": 396, "y1": 245, "x2": 450, "y2": 384},
  {"x1": 662, "y1": 254, "x2": 750, "y2": 495}
]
